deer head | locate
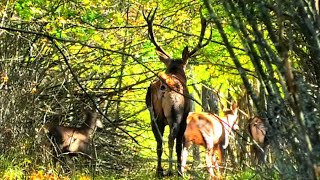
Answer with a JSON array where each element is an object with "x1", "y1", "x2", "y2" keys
[{"x1": 143, "y1": 7, "x2": 212, "y2": 80}]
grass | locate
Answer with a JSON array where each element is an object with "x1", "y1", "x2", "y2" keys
[
  {"x1": 0, "y1": 151, "x2": 280, "y2": 180},
  {"x1": 0, "y1": 125, "x2": 281, "y2": 180}
]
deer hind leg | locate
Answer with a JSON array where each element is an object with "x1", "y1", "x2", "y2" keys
[
  {"x1": 206, "y1": 147, "x2": 215, "y2": 178},
  {"x1": 151, "y1": 119, "x2": 165, "y2": 176},
  {"x1": 167, "y1": 107, "x2": 185, "y2": 176},
  {"x1": 176, "y1": 116, "x2": 187, "y2": 176},
  {"x1": 167, "y1": 125, "x2": 175, "y2": 176},
  {"x1": 167, "y1": 122, "x2": 181, "y2": 176},
  {"x1": 179, "y1": 118, "x2": 188, "y2": 176},
  {"x1": 212, "y1": 144, "x2": 222, "y2": 178},
  {"x1": 180, "y1": 139, "x2": 191, "y2": 176}
]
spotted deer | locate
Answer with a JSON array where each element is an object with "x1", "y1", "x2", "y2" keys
[{"x1": 181, "y1": 103, "x2": 239, "y2": 179}]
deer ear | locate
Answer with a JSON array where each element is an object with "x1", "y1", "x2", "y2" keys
[
  {"x1": 156, "y1": 50, "x2": 171, "y2": 66},
  {"x1": 232, "y1": 102, "x2": 238, "y2": 111},
  {"x1": 219, "y1": 101, "x2": 225, "y2": 111},
  {"x1": 222, "y1": 134, "x2": 229, "y2": 149},
  {"x1": 182, "y1": 46, "x2": 189, "y2": 64}
]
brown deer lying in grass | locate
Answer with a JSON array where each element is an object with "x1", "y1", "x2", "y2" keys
[
  {"x1": 144, "y1": 8, "x2": 211, "y2": 176},
  {"x1": 248, "y1": 116, "x2": 268, "y2": 164},
  {"x1": 47, "y1": 110, "x2": 103, "y2": 160},
  {"x1": 181, "y1": 103, "x2": 239, "y2": 179}
]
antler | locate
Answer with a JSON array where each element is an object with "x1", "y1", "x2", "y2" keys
[
  {"x1": 188, "y1": 11, "x2": 212, "y2": 57},
  {"x1": 143, "y1": 7, "x2": 171, "y2": 59},
  {"x1": 217, "y1": 84, "x2": 225, "y2": 111}
]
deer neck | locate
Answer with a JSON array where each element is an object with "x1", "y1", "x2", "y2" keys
[
  {"x1": 166, "y1": 70, "x2": 187, "y2": 85},
  {"x1": 81, "y1": 120, "x2": 96, "y2": 136},
  {"x1": 220, "y1": 116, "x2": 233, "y2": 149}
]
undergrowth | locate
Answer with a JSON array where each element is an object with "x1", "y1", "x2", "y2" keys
[{"x1": 0, "y1": 152, "x2": 280, "y2": 180}]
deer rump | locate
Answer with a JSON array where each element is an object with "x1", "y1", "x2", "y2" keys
[
  {"x1": 147, "y1": 72, "x2": 189, "y2": 127},
  {"x1": 184, "y1": 112, "x2": 227, "y2": 149}
]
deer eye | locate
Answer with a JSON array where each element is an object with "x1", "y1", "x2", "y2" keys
[{"x1": 160, "y1": 85, "x2": 166, "y2": 90}]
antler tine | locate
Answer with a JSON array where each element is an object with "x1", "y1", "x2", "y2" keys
[
  {"x1": 188, "y1": 11, "x2": 212, "y2": 57},
  {"x1": 217, "y1": 84, "x2": 225, "y2": 111},
  {"x1": 216, "y1": 84, "x2": 225, "y2": 111},
  {"x1": 143, "y1": 7, "x2": 171, "y2": 58}
]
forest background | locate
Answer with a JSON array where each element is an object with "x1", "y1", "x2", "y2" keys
[{"x1": 0, "y1": 0, "x2": 319, "y2": 179}]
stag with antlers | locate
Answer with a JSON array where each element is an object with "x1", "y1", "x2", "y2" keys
[{"x1": 144, "y1": 7, "x2": 212, "y2": 176}]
